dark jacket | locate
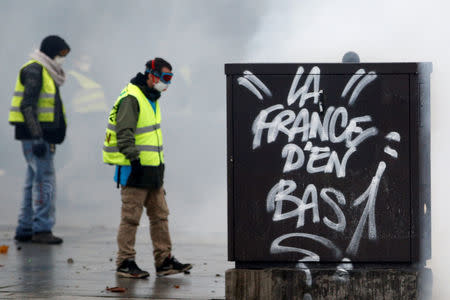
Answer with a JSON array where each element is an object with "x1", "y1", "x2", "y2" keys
[
  {"x1": 14, "y1": 62, "x2": 66, "y2": 144},
  {"x1": 116, "y1": 73, "x2": 164, "y2": 190}
]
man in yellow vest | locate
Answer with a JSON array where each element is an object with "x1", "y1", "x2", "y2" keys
[
  {"x1": 9, "y1": 35, "x2": 70, "y2": 244},
  {"x1": 103, "y1": 58, "x2": 192, "y2": 278}
]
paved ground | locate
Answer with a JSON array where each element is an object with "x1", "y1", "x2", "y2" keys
[{"x1": 0, "y1": 225, "x2": 232, "y2": 299}]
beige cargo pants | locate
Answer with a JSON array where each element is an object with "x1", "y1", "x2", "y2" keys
[{"x1": 116, "y1": 186, "x2": 172, "y2": 267}]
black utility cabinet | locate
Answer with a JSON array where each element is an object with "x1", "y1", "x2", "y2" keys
[{"x1": 225, "y1": 63, "x2": 431, "y2": 267}]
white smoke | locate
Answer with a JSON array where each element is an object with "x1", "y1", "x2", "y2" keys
[{"x1": 245, "y1": 0, "x2": 449, "y2": 298}]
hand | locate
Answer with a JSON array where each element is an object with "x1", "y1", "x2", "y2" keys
[
  {"x1": 130, "y1": 159, "x2": 144, "y2": 178},
  {"x1": 32, "y1": 139, "x2": 47, "y2": 158}
]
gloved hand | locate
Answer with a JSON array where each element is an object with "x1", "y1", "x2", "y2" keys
[
  {"x1": 126, "y1": 159, "x2": 144, "y2": 186},
  {"x1": 130, "y1": 159, "x2": 144, "y2": 178},
  {"x1": 32, "y1": 139, "x2": 47, "y2": 158}
]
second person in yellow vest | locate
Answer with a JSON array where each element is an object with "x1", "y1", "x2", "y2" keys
[
  {"x1": 103, "y1": 58, "x2": 192, "y2": 278},
  {"x1": 9, "y1": 35, "x2": 70, "y2": 245}
]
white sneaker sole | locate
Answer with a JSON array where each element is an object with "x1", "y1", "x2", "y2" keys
[
  {"x1": 116, "y1": 271, "x2": 149, "y2": 279},
  {"x1": 157, "y1": 265, "x2": 193, "y2": 277}
]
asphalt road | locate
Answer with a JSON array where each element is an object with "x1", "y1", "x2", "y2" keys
[{"x1": 0, "y1": 225, "x2": 231, "y2": 299}]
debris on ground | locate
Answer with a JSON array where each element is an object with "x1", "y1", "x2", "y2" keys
[
  {"x1": 0, "y1": 245, "x2": 9, "y2": 254},
  {"x1": 106, "y1": 286, "x2": 126, "y2": 293},
  {"x1": 109, "y1": 258, "x2": 113, "y2": 262},
  {"x1": 17, "y1": 246, "x2": 22, "y2": 251},
  {"x1": 0, "y1": 265, "x2": 4, "y2": 267},
  {"x1": 215, "y1": 274, "x2": 221, "y2": 277},
  {"x1": 67, "y1": 258, "x2": 74, "y2": 264},
  {"x1": 203, "y1": 262, "x2": 207, "y2": 265},
  {"x1": 174, "y1": 285, "x2": 180, "y2": 289}
]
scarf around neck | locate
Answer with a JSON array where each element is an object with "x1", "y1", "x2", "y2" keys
[{"x1": 30, "y1": 50, "x2": 66, "y2": 86}]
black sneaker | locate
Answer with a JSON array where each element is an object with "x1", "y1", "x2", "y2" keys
[
  {"x1": 156, "y1": 256, "x2": 192, "y2": 277},
  {"x1": 31, "y1": 232, "x2": 63, "y2": 244},
  {"x1": 15, "y1": 229, "x2": 33, "y2": 242},
  {"x1": 116, "y1": 259, "x2": 149, "y2": 279},
  {"x1": 15, "y1": 234, "x2": 32, "y2": 242}
]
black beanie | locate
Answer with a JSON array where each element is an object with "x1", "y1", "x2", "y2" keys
[{"x1": 40, "y1": 35, "x2": 70, "y2": 59}]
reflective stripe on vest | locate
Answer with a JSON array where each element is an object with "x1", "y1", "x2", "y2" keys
[
  {"x1": 106, "y1": 123, "x2": 161, "y2": 135},
  {"x1": 8, "y1": 60, "x2": 65, "y2": 124},
  {"x1": 13, "y1": 91, "x2": 56, "y2": 98},
  {"x1": 9, "y1": 107, "x2": 54, "y2": 113},
  {"x1": 103, "y1": 145, "x2": 163, "y2": 153},
  {"x1": 102, "y1": 83, "x2": 164, "y2": 166}
]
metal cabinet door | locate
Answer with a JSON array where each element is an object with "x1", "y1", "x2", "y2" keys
[{"x1": 230, "y1": 67, "x2": 410, "y2": 263}]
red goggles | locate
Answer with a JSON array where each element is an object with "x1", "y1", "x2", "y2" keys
[
  {"x1": 148, "y1": 60, "x2": 173, "y2": 84},
  {"x1": 148, "y1": 69, "x2": 173, "y2": 84}
]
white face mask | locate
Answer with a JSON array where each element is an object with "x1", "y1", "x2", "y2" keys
[
  {"x1": 154, "y1": 81, "x2": 168, "y2": 92},
  {"x1": 54, "y1": 56, "x2": 65, "y2": 66}
]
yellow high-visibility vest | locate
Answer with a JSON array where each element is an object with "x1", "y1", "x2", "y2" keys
[
  {"x1": 103, "y1": 83, "x2": 164, "y2": 166},
  {"x1": 8, "y1": 60, "x2": 65, "y2": 124}
]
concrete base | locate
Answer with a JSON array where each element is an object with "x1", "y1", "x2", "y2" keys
[{"x1": 226, "y1": 266, "x2": 432, "y2": 300}]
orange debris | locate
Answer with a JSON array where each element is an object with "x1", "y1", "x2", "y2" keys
[{"x1": 0, "y1": 245, "x2": 9, "y2": 254}]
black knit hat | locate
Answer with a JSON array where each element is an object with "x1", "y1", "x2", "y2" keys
[{"x1": 40, "y1": 35, "x2": 70, "y2": 59}]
